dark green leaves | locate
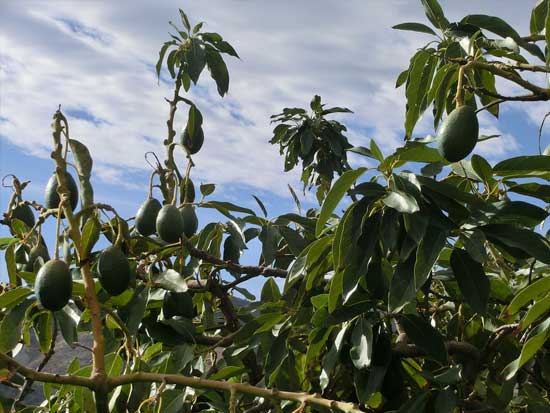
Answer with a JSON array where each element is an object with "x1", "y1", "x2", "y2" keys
[
  {"x1": 0, "y1": 299, "x2": 32, "y2": 352},
  {"x1": 420, "y1": 0, "x2": 449, "y2": 30},
  {"x1": 494, "y1": 155, "x2": 550, "y2": 179},
  {"x1": 450, "y1": 248, "x2": 490, "y2": 314},
  {"x1": 393, "y1": 22, "x2": 437, "y2": 35},
  {"x1": 481, "y1": 224, "x2": 550, "y2": 264},
  {"x1": 205, "y1": 47, "x2": 229, "y2": 96},
  {"x1": 400, "y1": 314, "x2": 447, "y2": 364},
  {"x1": 316, "y1": 167, "x2": 367, "y2": 236}
]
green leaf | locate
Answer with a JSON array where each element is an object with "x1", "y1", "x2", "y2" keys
[
  {"x1": 205, "y1": 48, "x2": 229, "y2": 96},
  {"x1": 252, "y1": 195, "x2": 268, "y2": 217},
  {"x1": 81, "y1": 215, "x2": 100, "y2": 257},
  {"x1": 0, "y1": 237, "x2": 16, "y2": 250},
  {"x1": 55, "y1": 305, "x2": 80, "y2": 345},
  {"x1": 546, "y1": 0, "x2": 550, "y2": 66},
  {"x1": 156, "y1": 41, "x2": 176, "y2": 79},
  {"x1": 434, "y1": 389, "x2": 458, "y2": 413},
  {"x1": 494, "y1": 155, "x2": 550, "y2": 179},
  {"x1": 481, "y1": 224, "x2": 550, "y2": 264},
  {"x1": 370, "y1": 139, "x2": 384, "y2": 161},
  {"x1": 0, "y1": 287, "x2": 32, "y2": 309},
  {"x1": 503, "y1": 277, "x2": 550, "y2": 317},
  {"x1": 393, "y1": 22, "x2": 437, "y2": 35},
  {"x1": 259, "y1": 224, "x2": 279, "y2": 266},
  {"x1": 400, "y1": 314, "x2": 447, "y2": 364},
  {"x1": 34, "y1": 311, "x2": 53, "y2": 353},
  {"x1": 200, "y1": 201, "x2": 256, "y2": 217},
  {"x1": 185, "y1": 39, "x2": 206, "y2": 84},
  {"x1": 404, "y1": 50, "x2": 432, "y2": 138},
  {"x1": 350, "y1": 318, "x2": 373, "y2": 370},
  {"x1": 471, "y1": 154, "x2": 493, "y2": 182},
  {"x1": 5, "y1": 243, "x2": 17, "y2": 286},
  {"x1": 450, "y1": 248, "x2": 490, "y2": 314},
  {"x1": 216, "y1": 40, "x2": 239, "y2": 58},
  {"x1": 178, "y1": 9, "x2": 191, "y2": 32},
  {"x1": 69, "y1": 139, "x2": 93, "y2": 178},
  {"x1": 118, "y1": 287, "x2": 149, "y2": 335},
  {"x1": 461, "y1": 14, "x2": 520, "y2": 39},
  {"x1": 186, "y1": 104, "x2": 203, "y2": 141},
  {"x1": 502, "y1": 318, "x2": 550, "y2": 380},
  {"x1": 388, "y1": 254, "x2": 416, "y2": 312},
  {"x1": 0, "y1": 299, "x2": 32, "y2": 352},
  {"x1": 261, "y1": 278, "x2": 281, "y2": 302},
  {"x1": 420, "y1": 0, "x2": 449, "y2": 30},
  {"x1": 199, "y1": 183, "x2": 215, "y2": 197},
  {"x1": 531, "y1": 0, "x2": 550, "y2": 33},
  {"x1": 414, "y1": 226, "x2": 446, "y2": 288},
  {"x1": 519, "y1": 293, "x2": 550, "y2": 330},
  {"x1": 382, "y1": 190, "x2": 420, "y2": 214},
  {"x1": 316, "y1": 167, "x2": 367, "y2": 236}
]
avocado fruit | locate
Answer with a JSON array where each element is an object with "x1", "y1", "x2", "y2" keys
[
  {"x1": 180, "y1": 126, "x2": 204, "y2": 155},
  {"x1": 223, "y1": 236, "x2": 240, "y2": 263},
  {"x1": 24, "y1": 243, "x2": 51, "y2": 272},
  {"x1": 180, "y1": 205, "x2": 198, "y2": 238},
  {"x1": 44, "y1": 172, "x2": 79, "y2": 211},
  {"x1": 135, "y1": 198, "x2": 162, "y2": 236},
  {"x1": 437, "y1": 105, "x2": 479, "y2": 163},
  {"x1": 97, "y1": 246, "x2": 131, "y2": 296},
  {"x1": 11, "y1": 204, "x2": 35, "y2": 228},
  {"x1": 180, "y1": 178, "x2": 196, "y2": 204},
  {"x1": 35, "y1": 259, "x2": 72, "y2": 311},
  {"x1": 156, "y1": 205, "x2": 185, "y2": 243},
  {"x1": 162, "y1": 291, "x2": 194, "y2": 319}
]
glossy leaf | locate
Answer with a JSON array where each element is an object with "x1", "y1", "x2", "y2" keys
[
  {"x1": 400, "y1": 314, "x2": 447, "y2": 364},
  {"x1": 393, "y1": 22, "x2": 437, "y2": 35},
  {"x1": 350, "y1": 318, "x2": 373, "y2": 370},
  {"x1": 450, "y1": 248, "x2": 490, "y2": 314}
]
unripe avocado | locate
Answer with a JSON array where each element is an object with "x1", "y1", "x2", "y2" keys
[
  {"x1": 11, "y1": 204, "x2": 35, "y2": 228},
  {"x1": 223, "y1": 236, "x2": 240, "y2": 263},
  {"x1": 156, "y1": 205, "x2": 185, "y2": 243},
  {"x1": 437, "y1": 105, "x2": 479, "y2": 163},
  {"x1": 35, "y1": 259, "x2": 72, "y2": 311},
  {"x1": 135, "y1": 198, "x2": 162, "y2": 236},
  {"x1": 180, "y1": 126, "x2": 204, "y2": 155},
  {"x1": 180, "y1": 178, "x2": 196, "y2": 204},
  {"x1": 163, "y1": 291, "x2": 194, "y2": 319},
  {"x1": 44, "y1": 173, "x2": 79, "y2": 211},
  {"x1": 24, "y1": 244, "x2": 51, "y2": 272},
  {"x1": 97, "y1": 246, "x2": 131, "y2": 296},
  {"x1": 180, "y1": 205, "x2": 198, "y2": 238}
]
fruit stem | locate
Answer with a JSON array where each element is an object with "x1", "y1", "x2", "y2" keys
[
  {"x1": 182, "y1": 156, "x2": 193, "y2": 204},
  {"x1": 53, "y1": 199, "x2": 65, "y2": 261},
  {"x1": 456, "y1": 65, "x2": 466, "y2": 108},
  {"x1": 147, "y1": 170, "x2": 157, "y2": 200}
]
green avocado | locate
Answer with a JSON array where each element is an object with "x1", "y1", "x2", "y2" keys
[
  {"x1": 180, "y1": 205, "x2": 198, "y2": 238},
  {"x1": 180, "y1": 126, "x2": 204, "y2": 155},
  {"x1": 437, "y1": 105, "x2": 479, "y2": 163},
  {"x1": 156, "y1": 204, "x2": 185, "y2": 243},
  {"x1": 44, "y1": 172, "x2": 79, "y2": 211},
  {"x1": 97, "y1": 246, "x2": 131, "y2": 296},
  {"x1": 162, "y1": 291, "x2": 195, "y2": 319},
  {"x1": 180, "y1": 178, "x2": 196, "y2": 204},
  {"x1": 35, "y1": 259, "x2": 72, "y2": 311},
  {"x1": 24, "y1": 243, "x2": 51, "y2": 272},
  {"x1": 223, "y1": 236, "x2": 240, "y2": 263},
  {"x1": 11, "y1": 204, "x2": 35, "y2": 228},
  {"x1": 135, "y1": 198, "x2": 162, "y2": 236}
]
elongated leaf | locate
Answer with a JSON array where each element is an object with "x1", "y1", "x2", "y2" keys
[
  {"x1": 382, "y1": 190, "x2": 420, "y2": 214},
  {"x1": 450, "y1": 248, "x2": 490, "y2": 314},
  {"x1": 519, "y1": 293, "x2": 550, "y2": 330},
  {"x1": 494, "y1": 155, "x2": 550, "y2": 179},
  {"x1": 414, "y1": 226, "x2": 446, "y2": 288},
  {"x1": 154, "y1": 269, "x2": 188, "y2": 292},
  {"x1": 200, "y1": 201, "x2": 256, "y2": 217},
  {"x1": 0, "y1": 287, "x2": 32, "y2": 309},
  {"x1": 81, "y1": 215, "x2": 100, "y2": 257},
  {"x1": 404, "y1": 50, "x2": 431, "y2": 137},
  {"x1": 185, "y1": 39, "x2": 206, "y2": 84},
  {"x1": 252, "y1": 195, "x2": 268, "y2": 217},
  {"x1": 393, "y1": 22, "x2": 437, "y2": 35},
  {"x1": 502, "y1": 318, "x2": 550, "y2": 380},
  {"x1": 156, "y1": 41, "x2": 176, "y2": 79},
  {"x1": 316, "y1": 167, "x2": 367, "y2": 236},
  {"x1": 55, "y1": 305, "x2": 80, "y2": 346},
  {"x1": 388, "y1": 254, "x2": 416, "y2": 312},
  {"x1": 461, "y1": 14, "x2": 520, "y2": 39},
  {"x1": 400, "y1": 314, "x2": 447, "y2": 364},
  {"x1": 503, "y1": 277, "x2": 550, "y2": 317},
  {"x1": 0, "y1": 299, "x2": 32, "y2": 352},
  {"x1": 69, "y1": 139, "x2": 93, "y2": 178},
  {"x1": 350, "y1": 319, "x2": 373, "y2": 370},
  {"x1": 421, "y1": 0, "x2": 449, "y2": 30},
  {"x1": 259, "y1": 224, "x2": 279, "y2": 266},
  {"x1": 5, "y1": 243, "x2": 17, "y2": 286},
  {"x1": 205, "y1": 48, "x2": 229, "y2": 96},
  {"x1": 481, "y1": 224, "x2": 550, "y2": 264},
  {"x1": 531, "y1": 0, "x2": 550, "y2": 33}
]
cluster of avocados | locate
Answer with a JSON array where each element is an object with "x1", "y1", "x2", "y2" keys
[
  {"x1": 135, "y1": 178, "x2": 199, "y2": 243},
  {"x1": 436, "y1": 104, "x2": 479, "y2": 163}
]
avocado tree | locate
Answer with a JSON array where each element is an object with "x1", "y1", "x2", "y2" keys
[{"x1": 2, "y1": 1, "x2": 550, "y2": 412}]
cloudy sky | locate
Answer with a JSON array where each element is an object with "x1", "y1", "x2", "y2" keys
[{"x1": 1, "y1": 1, "x2": 548, "y2": 292}]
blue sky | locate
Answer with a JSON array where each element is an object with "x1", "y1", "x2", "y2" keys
[{"x1": 1, "y1": 1, "x2": 548, "y2": 296}]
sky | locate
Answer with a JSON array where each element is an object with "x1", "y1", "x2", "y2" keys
[{"x1": 1, "y1": 1, "x2": 549, "y2": 296}]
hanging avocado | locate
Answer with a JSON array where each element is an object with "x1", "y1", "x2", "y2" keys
[
  {"x1": 135, "y1": 198, "x2": 162, "y2": 236},
  {"x1": 156, "y1": 204, "x2": 185, "y2": 243},
  {"x1": 180, "y1": 205, "x2": 198, "y2": 238},
  {"x1": 437, "y1": 105, "x2": 479, "y2": 163},
  {"x1": 44, "y1": 172, "x2": 79, "y2": 211},
  {"x1": 162, "y1": 291, "x2": 195, "y2": 319},
  {"x1": 180, "y1": 125, "x2": 204, "y2": 155},
  {"x1": 11, "y1": 204, "x2": 35, "y2": 228},
  {"x1": 35, "y1": 259, "x2": 72, "y2": 311},
  {"x1": 180, "y1": 178, "x2": 196, "y2": 204},
  {"x1": 97, "y1": 246, "x2": 131, "y2": 296},
  {"x1": 24, "y1": 243, "x2": 51, "y2": 272},
  {"x1": 223, "y1": 236, "x2": 241, "y2": 264}
]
